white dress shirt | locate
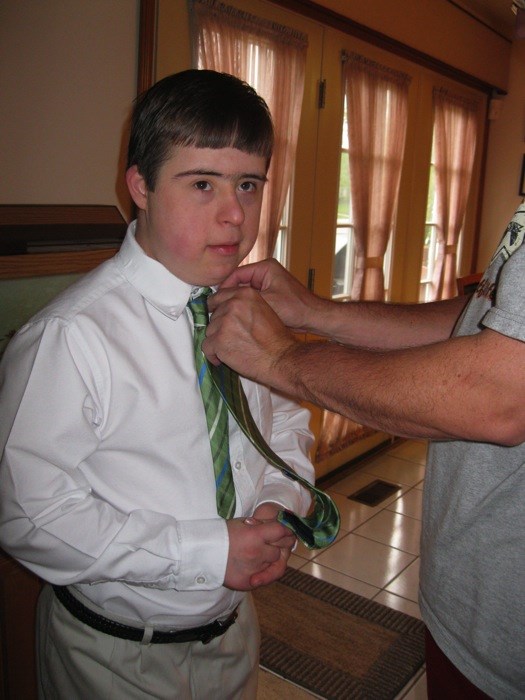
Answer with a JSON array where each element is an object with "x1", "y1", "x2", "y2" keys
[{"x1": 0, "y1": 222, "x2": 314, "y2": 629}]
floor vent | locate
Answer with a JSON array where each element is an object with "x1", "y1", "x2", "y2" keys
[{"x1": 348, "y1": 480, "x2": 401, "y2": 507}]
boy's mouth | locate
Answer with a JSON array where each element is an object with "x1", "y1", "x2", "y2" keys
[{"x1": 208, "y1": 243, "x2": 240, "y2": 256}]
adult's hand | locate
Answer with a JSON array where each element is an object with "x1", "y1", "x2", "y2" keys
[
  {"x1": 224, "y1": 517, "x2": 292, "y2": 591},
  {"x1": 209, "y1": 258, "x2": 327, "y2": 334},
  {"x1": 202, "y1": 285, "x2": 299, "y2": 388},
  {"x1": 212, "y1": 260, "x2": 470, "y2": 351}
]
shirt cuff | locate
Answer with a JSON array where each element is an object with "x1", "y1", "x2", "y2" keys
[
  {"x1": 175, "y1": 518, "x2": 229, "y2": 591},
  {"x1": 256, "y1": 482, "x2": 312, "y2": 517}
]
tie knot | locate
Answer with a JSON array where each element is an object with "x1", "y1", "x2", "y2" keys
[{"x1": 187, "y1": 287, "x2": 212, "y2": 326}]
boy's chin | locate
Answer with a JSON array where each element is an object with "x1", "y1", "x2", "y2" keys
[{"x1": 192, "y1": 263, "x2": 244, "y2": 288}]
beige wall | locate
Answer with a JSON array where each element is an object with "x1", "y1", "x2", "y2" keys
[
  {"x1": 478, "y1": 39, "x2": 525, "y2": 267},
  {"x1": 0, "y1": 0, "x2": 139, "y2": 221}
]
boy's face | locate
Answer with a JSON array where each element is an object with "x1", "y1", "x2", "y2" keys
[{"x1": 127, "y1": 146, "x2": 268, "y2": 287}]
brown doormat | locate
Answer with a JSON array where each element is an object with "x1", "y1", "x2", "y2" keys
[{"x1": 252, "y1": 567, "x2": 425, "y2": 699}]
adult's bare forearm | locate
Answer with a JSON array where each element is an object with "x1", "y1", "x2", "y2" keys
[
  {"x1": 302, "y1": 295, "x2": 469, "y2": 350},
  {"x1": 267, "y1": 329, "x2": 525, "y2": 445},
  {"x1": 271, "y1": 341, "x2": 448, "y2": 439}
]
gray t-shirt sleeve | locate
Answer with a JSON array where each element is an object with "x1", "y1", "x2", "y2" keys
[{"x1": 482, "y1": 242, "x2": 525, "y2": 342}]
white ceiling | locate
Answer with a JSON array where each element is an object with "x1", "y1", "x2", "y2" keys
[{"x1": 449, "y1": 0, "x2": 519, "y2": 39}]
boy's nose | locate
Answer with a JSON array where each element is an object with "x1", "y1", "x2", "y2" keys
[{"x1": 218, "y1": 192, "x2": 245, "y2": 226}]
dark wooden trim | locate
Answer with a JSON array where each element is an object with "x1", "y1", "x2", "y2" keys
[
  {"x1": 0, "y1": 205, "x2": 125, "y2": 279},
  {"x1": 270, "y1": 0, "x2": 504, "y2": 95},
  {"x1": 137, "y1": 0, "x2": 158, "y2": 95},
  {"x1": 0, "y1": 249, "x2": 118, "y2": 280}
]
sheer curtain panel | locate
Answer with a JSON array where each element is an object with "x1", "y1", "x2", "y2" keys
[
  {"x1": 343, "y1": 52, "x2": 410, "y2": 301},
  {"x1": 431, "y1": 88, "x2": 479, "y2": 300}
]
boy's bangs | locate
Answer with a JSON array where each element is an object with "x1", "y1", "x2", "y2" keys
[{"x1": 178, "y1": 120, "x2": 272, "y2": 160}]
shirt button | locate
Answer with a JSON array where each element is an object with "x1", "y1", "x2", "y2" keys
[
  {"x1": 234, "y1": 461, "x2": 242, "y2": 470},
  {"x1": 196, "y1": 575, "x2": 206, "y2": 584}
]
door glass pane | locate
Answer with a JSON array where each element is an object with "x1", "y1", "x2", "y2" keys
[
  {"x1": 333, "y1": 150, "x2": 354, "y2": 297},
  {"x1": 272, "y1": 189, "x2": 290, "y2": 264},
  {"x1": 420, "y1": 161, "x2": 438, "y2": 302},
  {"x1": 333, "y1": 101, "x2": 353, "y2": 298}
]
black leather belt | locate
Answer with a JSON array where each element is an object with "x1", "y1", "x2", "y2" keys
[{"x1": 52, "y1": 585, "x2": 238, "y2": 644}]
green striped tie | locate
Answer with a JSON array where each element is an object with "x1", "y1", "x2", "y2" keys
[
  {"x1": 188, "y1": 289, "x2": 340, "y2": 550},
  {"x1": 188, "y1": 291, "x2": 236, "y2": 519}
]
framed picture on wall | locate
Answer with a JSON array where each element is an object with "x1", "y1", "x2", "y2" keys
[{"x1": 520, "y1": 155, "x2": 525, "y2": 197}]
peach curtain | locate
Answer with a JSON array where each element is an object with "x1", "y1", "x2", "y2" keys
[
  {"x1": 316, "y1": 53, "x2": 410, "y2": 464},
  {"x1": 190, "y1": 0, "x2": 307, "y2": 262},
  {"x1": 431, "y1": 89, "x2": 479, "y2": 300},
  {"x1": 344, "y1": 52, "x2": 411, "y2": 302}
]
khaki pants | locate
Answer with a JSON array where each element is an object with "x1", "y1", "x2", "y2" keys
[{"x1": 36, "y1": 585, "x2": 260, "y2": 700}]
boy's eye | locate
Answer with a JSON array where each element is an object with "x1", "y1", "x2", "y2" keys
[
  {"x1": 194, "y1": 180, "x2": 211, "y2": 191},
  {"x1": 239, "y1": 181, "x2": 257, "y2": 192}
]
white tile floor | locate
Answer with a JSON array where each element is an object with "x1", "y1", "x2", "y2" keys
[{"x1": 258, "y1": 438, "x2": 429, "y2": 699}]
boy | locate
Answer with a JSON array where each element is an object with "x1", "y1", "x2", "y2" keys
[{"x1": 0, "y1": 70, "x2": 314, "y2": 699}]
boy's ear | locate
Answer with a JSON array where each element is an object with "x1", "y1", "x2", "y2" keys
[{"x1": 126, "y1": 165, "x2": 148, "y2": 210}]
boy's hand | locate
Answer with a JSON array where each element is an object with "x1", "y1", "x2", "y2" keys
[
  {"x1": 253, "y1": 502, "x2": 296, "y2": 548},
  {"x1": 224, "y1": 517, "x2": 293, "y2": 591},
  {"x1": 248, "y1": 502, "x2": 297, "y2": 589}
]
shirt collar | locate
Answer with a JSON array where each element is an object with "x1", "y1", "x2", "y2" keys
[{"x1": 115, "y1": 221, "x2": 212, "y2": 319}]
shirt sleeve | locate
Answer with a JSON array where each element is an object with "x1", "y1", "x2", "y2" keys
[
  {"x1": 483, "y1": 243, "x2": 525, "y2": 342},
  {"x1": 256, "y1": 388, "x2": 315, "y2": 516},
  {"x1": 0, "y1": 318, "x2": 228, "y2": 591}
]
